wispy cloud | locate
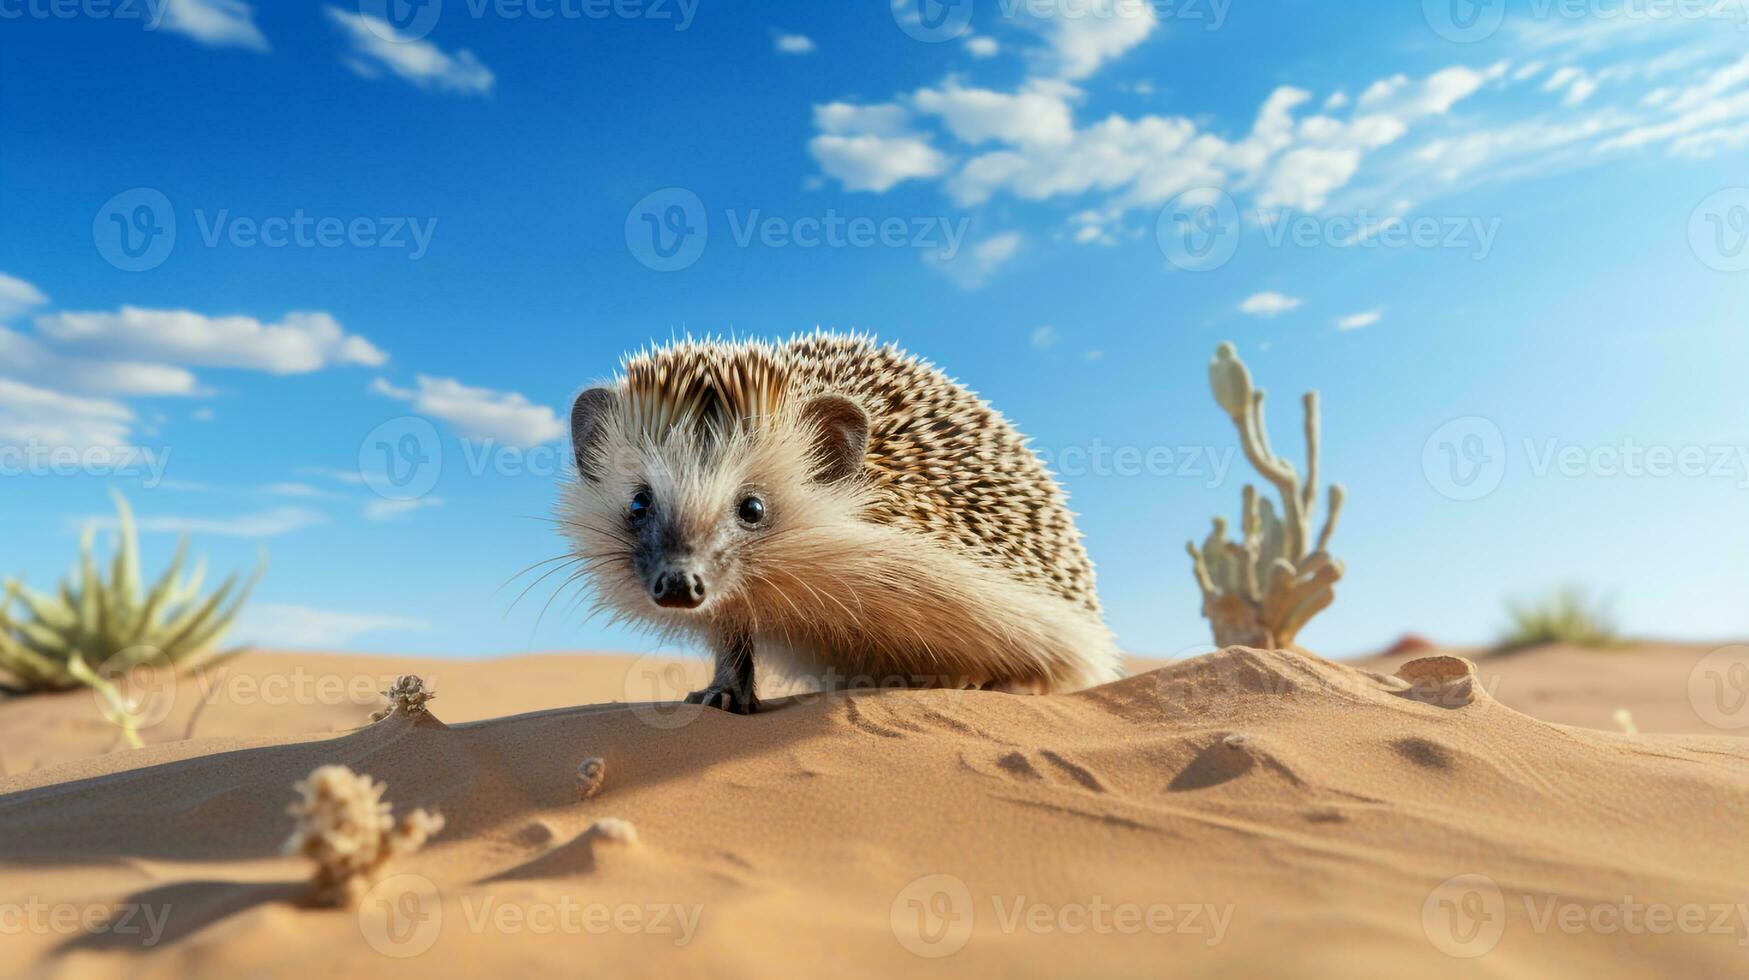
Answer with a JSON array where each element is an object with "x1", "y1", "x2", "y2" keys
[
  {"x1": 0, "y1": 272, "x2": 47, "y2": 321},
  {"x1": 371, "y1": 375, "x2": 564, "y2": 446},
  {"x1": 1030, "y1": 325, "x2": 1060, "y2": 350},
  {"x1": 925, "y1": 231, "x2": 1024, "y2": 290},
  {"x1": 1239, "y1": 292, "x2": 1303, "y2": 318},
  {"x1": 365, "y1": 497, "x2": 444, "y2": 521},
  {"x1": 1336, "y1": 309, "x2": 1383, "y2": 331},
  {"x1": 36, "y1": 307, "x2": 386, "y2": 374},
  {"x1": 82, "y1": 505, "x2": 326, "y2": 538},
  {"x1": 155, "y1": 0, "x2": 269, "y2": 52},
  {"x1": 0, "y1": 378, "x2": 133, "y2": 451},
  {"x1": 234, "y1": 603, "x2": 427, "y2": 648},
  {"x1": 325, "y1": 8, "x2": 495, "y2": 97},
  {"x1": 774, "y1": 33, "x2": 815, "y2": 55}
]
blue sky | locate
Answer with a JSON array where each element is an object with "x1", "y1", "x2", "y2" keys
[{"x1": 0, "y1": 0, "x2": 1744, "y2": 659}]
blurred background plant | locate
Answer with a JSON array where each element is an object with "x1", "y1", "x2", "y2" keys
[
  {"x1": 1187, "y1": 343, "x2": 1344, "y2": 650},
  {"x1": 1496, "y1": 586, "x2": 1620, "y2": 653},
  {"x1": 0, "y1": 492, "x2": 261, "y2": 746}
]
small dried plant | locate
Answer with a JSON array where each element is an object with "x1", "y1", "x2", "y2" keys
[{"x1": 283, "y1": 764, "x2": 445, "y2": 907}]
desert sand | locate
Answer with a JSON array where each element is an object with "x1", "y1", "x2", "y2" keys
[{"x1": 1, "y1": 643, "x2": 1746, "y2": 977}]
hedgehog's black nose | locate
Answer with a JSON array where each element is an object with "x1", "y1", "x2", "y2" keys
[{"x1": 651, "y1": 570, "x2": 706, "y2": 609}]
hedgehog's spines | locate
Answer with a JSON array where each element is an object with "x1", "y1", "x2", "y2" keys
[{"x1": 605, "y1": 334, "x2": 1102, "y2": 616}]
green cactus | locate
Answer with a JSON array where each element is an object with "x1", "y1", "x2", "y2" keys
[
  {"x1": 1187, "y1": 343, "x2": 1345, "y2": 649},
  {"x1": 0, "y1": 492, "x2": 262, "y2": 739}
]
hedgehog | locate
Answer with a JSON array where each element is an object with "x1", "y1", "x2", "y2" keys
[{"x1": 558, "y1": 333, "x2": 1121, "y2": 714}]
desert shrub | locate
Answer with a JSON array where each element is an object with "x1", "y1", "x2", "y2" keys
[
  {"x1": 1497, "y1": 586, "x2": 1619, "y2": 652},
  {"x1": 0, "y1": 492, "x2": 261, "y2": 742},
  {"x1": 1186, "y1": 343, "x2": 1345, "y2": 649}
]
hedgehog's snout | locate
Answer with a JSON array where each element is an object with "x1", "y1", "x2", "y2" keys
[{"x1": 650, "y1": 567, "x2": 708, "y2": 610}]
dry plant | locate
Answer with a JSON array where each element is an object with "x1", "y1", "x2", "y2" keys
[
  {"x1": 370, "y1": 674, "x2": 437, "y2": 722},
  {"x1": 1497, "y1": 586, "x2": 1619, "y2": 652},
  {"x1": 283, "y1": 764, "x2": 445, "y2": 907},
  {"x1": 1187, "y1": 343, "x2": 1345, "y2": 649},
  {"x1": 0, "y1": 492, "x2": 260, "y2": 747}
]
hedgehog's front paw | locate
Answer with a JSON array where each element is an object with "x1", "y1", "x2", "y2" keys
[{"x1": 684, "y1": 686, "x2": 760, "y2": 715}]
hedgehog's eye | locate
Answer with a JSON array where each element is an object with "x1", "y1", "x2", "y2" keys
[
  {"x1": 737, "y1": 495, "x2": 766, "y2": 526},
  {"x1": 629, "y1": 489, "x2": 653, "y2": 525}
]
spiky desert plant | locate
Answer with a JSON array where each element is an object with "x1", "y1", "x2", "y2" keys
[
  {"x1": 1186, "y1": 343, "x2": 1345, "y2": 650},
  {"x1": 1497, "y1": 586, "x2": 1618, "y2": 652},
  {"x1": 284, "y1": 764, "x2": 445, "y2": 907},
  {"x1": 0, "y1": 492, "x2": 261, "y2": 713}
]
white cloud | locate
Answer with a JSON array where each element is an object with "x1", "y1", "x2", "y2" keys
[
  {"x1": 966, "y1": 36, "x2": 999, "y2": 58},
  {"x1": 1031, "y1": 325, "x2": 1060, "y2": 350},
  {"x1": 912, "y1": 79, "x2": 1078, "y2": 146},
  {"x1": 0, "y1": 272, "x2": 47, "y2": 321},
  {"x1": 296, "y1": 465, "x2": 367, "y2": 486},
  {"x1": 365, "y1": 497, "x2": 445, "y2": 521},
  {"x1": 36, "y1": 307, "x2": 386, "y2": 374},
  {"x1": 234, "y1": 603, "x2": 427, "y2": 648},
  {"x1": 1019, "y1": 0, "x2": 1158, "y2": 80},
  {"x1": 155, "y1": 0, "x2": 269, "y2": 52},
  {"x1": 0, "y1": 327, "x2": 203, "y2": 397},
  {"x1": 0, "y1": 378, "x2": 133, "y2": 450},
  {"x1": 325, "y1": 8, "x2": 495, "y2": 97},
  {"x1": 774, "y1": 33, "x2": 815, "y2": 54},
  {"x1": 1239, "y1": 292, "x2": 1303, "y2": 318},
  {"x1": 821, "y1": 61, "x2": 1495, "y2": 219},
  {"x1": 924, "y1": 231, "x2": 1024, "y2": 290},
  {"x1": 372, "y1": 374, "x2": 565, "y2": 446},
  {"x1": 85, "y1": 505, "x2": 327, "y2": 538},
  {"x1": 808, "y1": 101, "x2": 949, "y2": 193},
  {"x1": 1335, "y1": 309, "x2": 1383, "y2": 331},
  {"x1": 262, "y1": 481, "x2": 342, "y2": 499}
]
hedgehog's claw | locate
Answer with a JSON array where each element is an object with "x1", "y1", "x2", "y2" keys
[{"x1": 685, "y1": 686, "x2": 760, "y2": 715}]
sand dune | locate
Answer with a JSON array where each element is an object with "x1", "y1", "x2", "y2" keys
[{"x1": 2, "y1": 646, "x2": 1747, "y2": 977}]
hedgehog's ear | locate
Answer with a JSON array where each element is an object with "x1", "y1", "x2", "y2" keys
[
  {"x1": 800, "y1": 394, "x2": 869, "y2": 484},
  {"x1": 570, "y1": 386, "x2": 617, "y2": 481}
]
